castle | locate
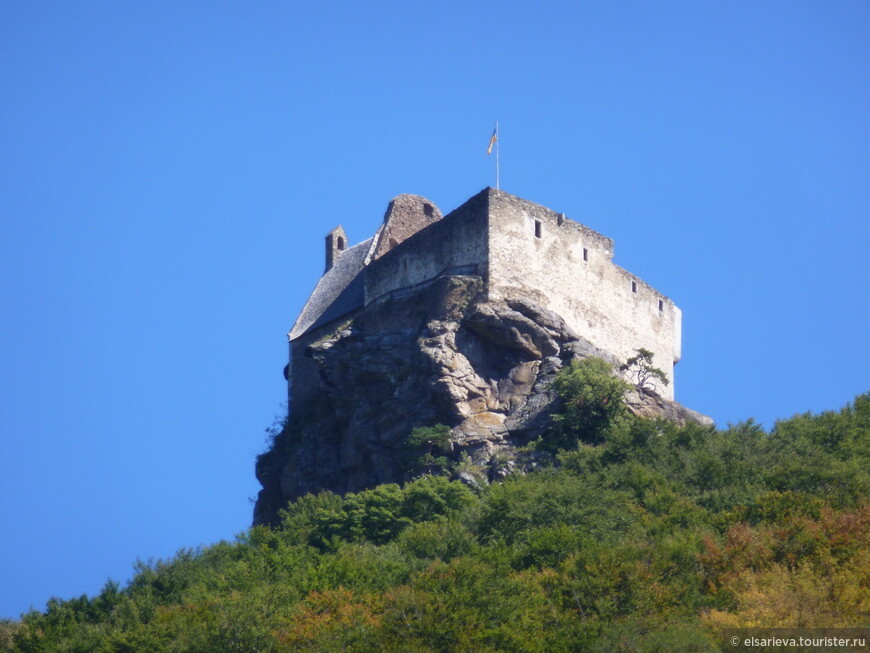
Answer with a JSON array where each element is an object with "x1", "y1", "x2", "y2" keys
[
  {"x1": 287, "y1": 187, "x2": 681, "y2": 404},
  {"x1": 254, "y1": 187, "x2": 688, "y2": 518}
]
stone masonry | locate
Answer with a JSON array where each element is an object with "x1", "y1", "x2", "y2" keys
[{"x1": 289, "y1": 187, "x2": 681, "y2": 403}]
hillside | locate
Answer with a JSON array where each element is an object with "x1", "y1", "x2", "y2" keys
[{"x1": 4, "y1": 378, "x2": 868, "y2": 652}]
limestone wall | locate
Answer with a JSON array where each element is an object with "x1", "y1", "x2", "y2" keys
[
  {"x1": 364, "y1": 191, "x2": 490, "y2": 304},
  {"x1": 486, "y1": 190, "x2": 680, "y2": 399}
]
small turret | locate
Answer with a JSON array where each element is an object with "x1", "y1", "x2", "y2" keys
[{"x1": 324, "y1": 225, "x2": 348, "y2": 273}]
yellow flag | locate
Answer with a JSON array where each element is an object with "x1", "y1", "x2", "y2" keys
[{"x1": 487, "y1": 126, "x2": 498, "y2": 155}]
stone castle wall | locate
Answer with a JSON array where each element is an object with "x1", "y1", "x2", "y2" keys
[
  {"x1": 364, "y1": 191, "x2": 490, "y2": 304},
  {"x1": 485, "y1": 190, "x2": 680, "y2": 399}
]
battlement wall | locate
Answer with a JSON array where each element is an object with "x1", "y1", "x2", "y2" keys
[{"x1": 486, "y1": 190, "x2": 680, "y2": 399}]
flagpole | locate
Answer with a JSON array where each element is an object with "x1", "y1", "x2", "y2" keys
[
  {"x1": 495, "y1": 121, "x2": 500, "y2": 190},
  {"x1": 486, "y1": 122, "x2": 500, "y2": 190}
]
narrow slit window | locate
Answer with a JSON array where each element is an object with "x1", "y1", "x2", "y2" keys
[
  {"x1": 534, "y1": 220, "x2": 542, "y2": 239},
  {"x1": 631, "y1": 280, "x2": 637, "y2": 293},
  {"x1": 583, "y1": 247, "x2": 588, "y2": 262},
  {"x1": 658, "y1": 299, "x2": 664, "y2": 312},
  {"x1": 336, "y1": 236, "x2": 345, "y2": 251}
]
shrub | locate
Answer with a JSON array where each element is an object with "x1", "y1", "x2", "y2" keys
[{"x1": 547, "y1": 357, "x2": 630, "y2": 448}]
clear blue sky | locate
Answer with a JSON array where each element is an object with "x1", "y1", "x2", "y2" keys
[{"x1": 1, "y1": 1, "x2": 867, "y2": 620}]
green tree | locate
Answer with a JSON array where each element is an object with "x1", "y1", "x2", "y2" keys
[
  {"x1": 548, "y1": 357, "x2": 630, "y2": 448},
  {"x1": 619, "y1": 347, "x2": 669, "y2": 391},
  {"x1": 406, "y1": 424, "x2": 453, "y2": 474}
]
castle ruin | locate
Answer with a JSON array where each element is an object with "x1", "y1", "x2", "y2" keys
[{"x1": 287, "y1": 187, "x2": 681, "y2": 403}]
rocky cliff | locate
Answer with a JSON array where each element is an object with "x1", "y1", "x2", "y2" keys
[{"x1": 254, "y1": 274, "x2": 710, "y2": 526}]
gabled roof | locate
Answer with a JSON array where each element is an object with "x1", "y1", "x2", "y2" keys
[{"x1": 289, "y1": 237, "x2": 371, "y2": 340}]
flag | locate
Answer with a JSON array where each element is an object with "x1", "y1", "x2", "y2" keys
[{"x1": 487, "y1": 125, "x2": 498, "y2": 155}]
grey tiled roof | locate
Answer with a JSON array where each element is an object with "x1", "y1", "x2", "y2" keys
[{"x1": 289, "y1": 238, "x2": 371, "y2": 340}]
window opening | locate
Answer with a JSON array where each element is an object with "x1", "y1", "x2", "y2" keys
[
  {"x1": 583, "y1": 247, "x2": 588, "y2": 262},
  {"x1": 534, "y1": 220, "x2": 542, "y2": 239},
  {"x1": 631, "y1": 280, "x2": 637, "y2": 293},
  {"x1": 336, "y1": 236, "x2": 345, "y2": 251},
  {"x1": 658, "y1": 299, "x2": 664, "y2": 312}
]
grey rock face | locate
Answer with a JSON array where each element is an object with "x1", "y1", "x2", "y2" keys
[{"x1": 253, "y1": 275, "x2": 710, "y2": 526}]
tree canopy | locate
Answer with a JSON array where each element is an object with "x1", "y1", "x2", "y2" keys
[{"x1": 8, "y1": 375, "x2": 868, "y2": 652}]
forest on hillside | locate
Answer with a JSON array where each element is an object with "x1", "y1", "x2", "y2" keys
[{"x1": 3, "y1": 360, "x2": 868, "y2": 652}]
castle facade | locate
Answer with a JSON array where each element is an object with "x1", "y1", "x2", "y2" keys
[{"x1": 287, "y1": 188, "x2": 681, "y2": 403}]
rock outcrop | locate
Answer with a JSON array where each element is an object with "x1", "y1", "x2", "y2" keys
[{"x1": 254, "y1": 274, "x2": 710, "y2": 526}]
